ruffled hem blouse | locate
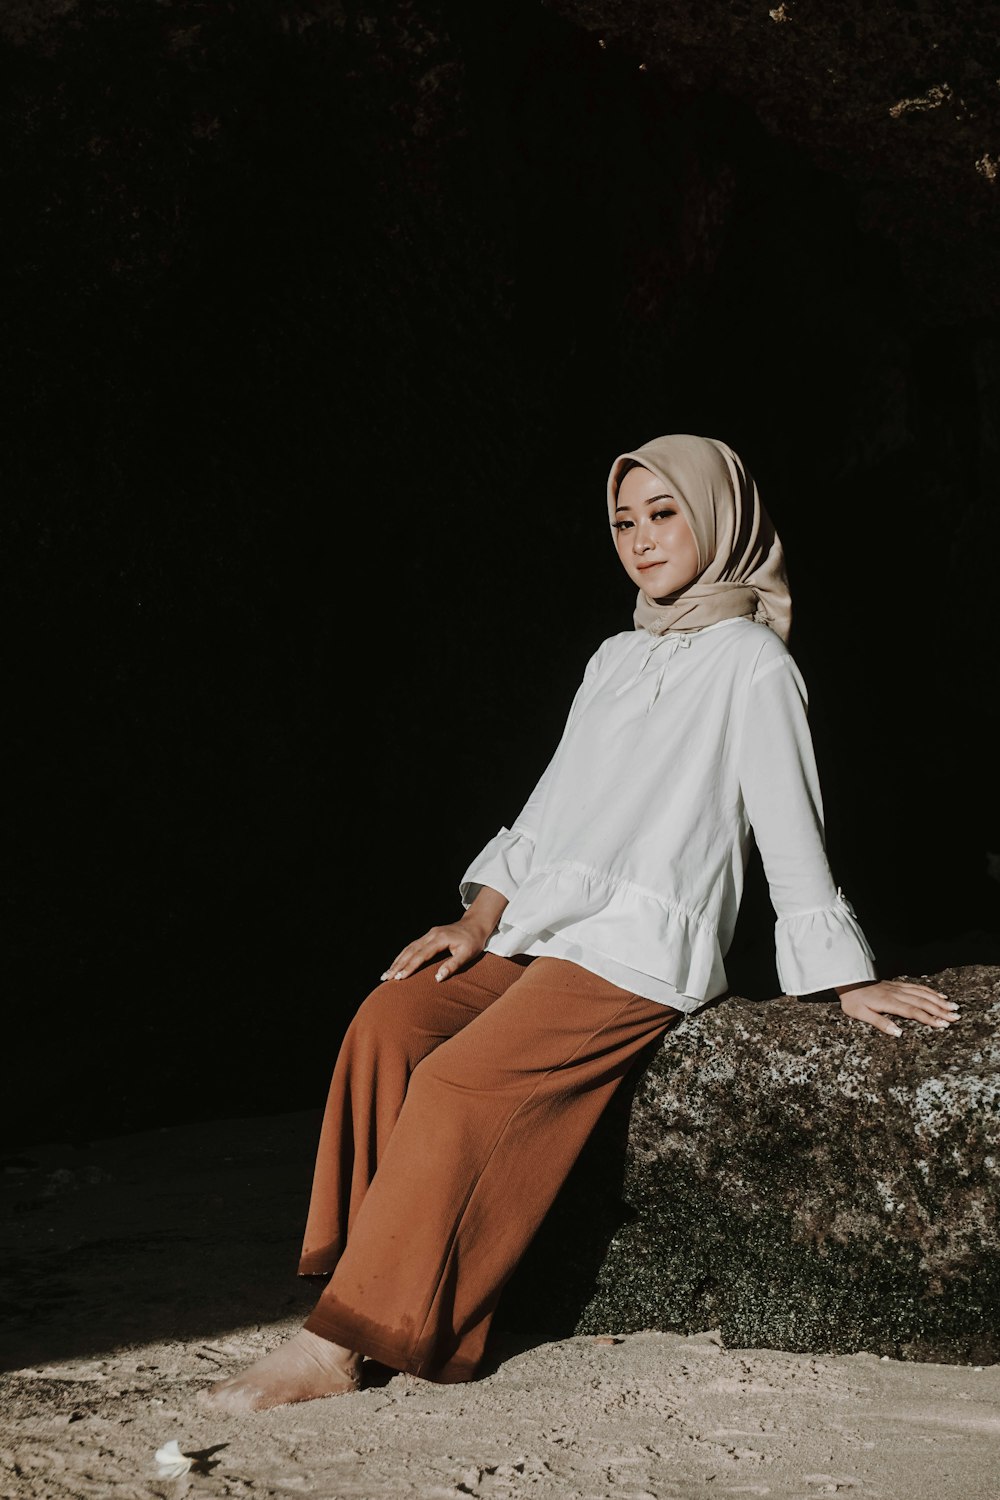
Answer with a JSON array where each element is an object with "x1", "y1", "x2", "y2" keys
[{"x1": 459, "y1": 617, "x2": 877, "y2": 1014}]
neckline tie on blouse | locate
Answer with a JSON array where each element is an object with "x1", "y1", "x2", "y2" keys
[{"x1": 615, "y1": 632, "x2": 693, "y2": 713}]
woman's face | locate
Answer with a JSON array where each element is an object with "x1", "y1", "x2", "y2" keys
[{"x1": 612, "y1": 464, "x2": 702, "y2": 599}]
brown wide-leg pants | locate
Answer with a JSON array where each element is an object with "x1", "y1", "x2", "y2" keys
[{"x1": 297, "y1": 951, "x2": 682, "y2": 1383}]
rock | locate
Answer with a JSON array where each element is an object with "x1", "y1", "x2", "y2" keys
[{"x1": 502, "y1": 964, "x2": 1000, "y2": 1365}]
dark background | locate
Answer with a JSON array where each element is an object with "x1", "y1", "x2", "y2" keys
[{"x1": 5, "y1": 0, "x2": 1000, "y2": 1151}]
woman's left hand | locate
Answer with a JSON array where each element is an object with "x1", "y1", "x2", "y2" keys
[{"x1": 834, "y1": 979, "x2": 959, "y2": 1037}]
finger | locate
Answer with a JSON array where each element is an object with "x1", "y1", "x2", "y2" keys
[
  {"x1": 930, "y1": 994, "x2": 960, "y2": 1014},
  {"x1": 385, "y1": 950, "x2": 433, "y2": 981},
  {"x1": 433, "y1": 939, "x2": 478, "y2": 984},
  {"x1": 899, "y1": 983, "x2": 959, "y2": 1012},
  {"x1": 871, "y1": 998, "x2": 958, "y2": 1028},
  {"x1": 381, "y1": 933, "x2": 447, "y2": 981},
  {"x1": 858, "y1": 1009, "x2": 903, "y2": 1037},
  {"x1": 380, "y1": 944, "x2": 418, "y2": 981},
  {"x1": 904, "y1": 998, "x2": 959, "y2": 1026}
]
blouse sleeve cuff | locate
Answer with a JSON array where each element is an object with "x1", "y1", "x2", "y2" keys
[
  {"x1": 459, "y1": 825, "x2": 535, "y2": 907},
  {"x1": 774, "y1": 887, "x2": 879, "y2": 997}
]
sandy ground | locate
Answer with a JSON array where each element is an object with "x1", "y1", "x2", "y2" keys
[{"x1": 2, "y1": 1110, "x2": 998, "y2": 1500}]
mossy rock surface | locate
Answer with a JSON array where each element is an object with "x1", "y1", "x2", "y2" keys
[{"x1": 503, "y1": 964, "x2": 1000, "y2": 1365}]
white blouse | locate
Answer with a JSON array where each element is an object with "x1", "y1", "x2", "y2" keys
[{"x1": 459, "y1": 617, "x2": 878, "y2": 1013}]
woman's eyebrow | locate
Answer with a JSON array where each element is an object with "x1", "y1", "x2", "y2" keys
[{"x1": 615, "y1": 493, "x2": 676, "y2": 513}]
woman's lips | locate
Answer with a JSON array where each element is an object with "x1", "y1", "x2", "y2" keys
[{"x1": 637, "y1": 560, "x2": 666, "y2": 571}]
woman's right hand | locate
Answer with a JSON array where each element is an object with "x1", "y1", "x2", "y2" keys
[{"x1": 381, "y1": 916, "x2": 492, "y2": 985}]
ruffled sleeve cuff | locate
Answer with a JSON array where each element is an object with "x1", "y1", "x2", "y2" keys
[
  {"x1": 774, "y1": 887, "x2": 879, "y2": 997},
  {"x1": 459, "y1": 825, "x2": 536, "y2": 907}
]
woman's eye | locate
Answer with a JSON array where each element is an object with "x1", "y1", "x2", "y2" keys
[
  {"x1": 613, "y1": 520, "x2": 632, "y2": 532},
  {"x1": 652, "y1": 509, "x2": 675, "y2": 521}
]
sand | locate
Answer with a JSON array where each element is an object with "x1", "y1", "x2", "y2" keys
[{"x1": 2, "y1": 1110, "x2": 998, "y2": 1500}]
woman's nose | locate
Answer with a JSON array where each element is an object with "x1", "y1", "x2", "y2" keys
[{"x1": 633, "y1": 531, "x2": 652, "y2": 553}]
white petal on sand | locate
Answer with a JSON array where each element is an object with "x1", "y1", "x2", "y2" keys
[{"x1": 153, "y1": 1438, "x2": 194, "y2": 1478}]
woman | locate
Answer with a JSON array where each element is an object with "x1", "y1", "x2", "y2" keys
[{"x1": 200, "y1": 433, "x2": 957, "y2": 1412}]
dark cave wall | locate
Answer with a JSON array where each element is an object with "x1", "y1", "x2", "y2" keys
[
  {"x1": 543, "y1": 0, "x2": 1000, "y2": 328},
  {"x1": 4, "y1": 0, "x2": 999, "y2": 1146}
]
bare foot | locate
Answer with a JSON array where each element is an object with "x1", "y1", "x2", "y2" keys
[{"x1": 196, "y1": 1328, "x2": 363, "y2": 1413}]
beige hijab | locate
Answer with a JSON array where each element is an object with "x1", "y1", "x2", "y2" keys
[{"x1": 606, "y1": 433, "x2": 792, "y2": 643}]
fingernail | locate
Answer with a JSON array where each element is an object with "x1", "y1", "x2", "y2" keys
[
  {"x1": 435, "y1": 970, "x2": 446, "y2": 983},
  {"x1": 394, "y1": 970, "x2": 405, "y2": 980},
  {"x1": 887, "y1": 1025, "x2": 902, "y2": 1037},
  {"x1": 380, "y1": 971, "x2": 390, "y2": 981},
  {"x1": 933, "y1": 1019, "x2": 950, "y2": 1027}
]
